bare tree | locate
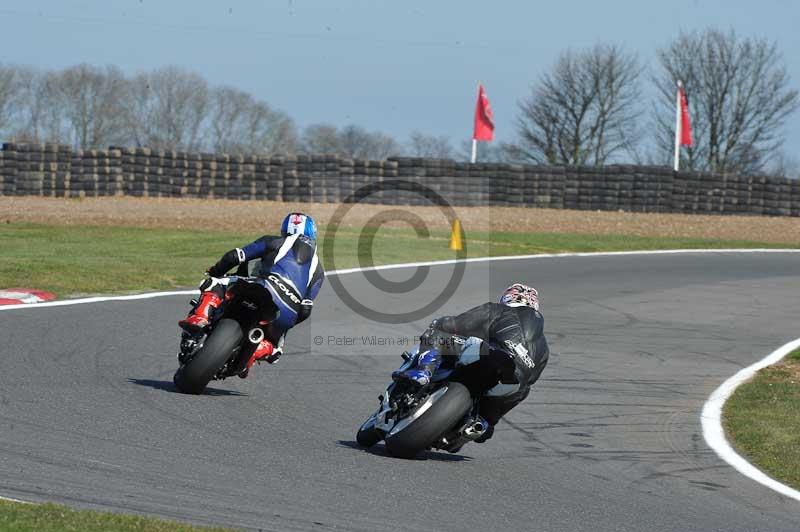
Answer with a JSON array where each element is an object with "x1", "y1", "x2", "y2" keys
[
  {"x1": 301, "y1": 123, "x2": 400, "y2": 159},
  {"x1": 457, "y1": 139, "x2": 510, "y2": 163},
  {"x1": 509, "y1": 44, "x2": 642, "y2": 165},
  {"x1": 654, "y1": 29, "x2": 799, "y2": 174},
  {"x1": 407, "y1": 131, "x2": 454, "y2": 159},
  {"x1": 338, "y1": 124, "x2": 399, "y2": 159},
  {"x1": 3, "y1": 63, "x2": 304, "y2": 154},
  {"x1": 9, "y1": 67, "x2": 65, "y2": 143},
  {"x1": 208, "y1": 85, "x2": 250, "y2": 152},
  {"x1": 301, "y1": 123, "x2": 341, "y2": 154},
  {"x1": 767, "y1": 151, "x2": 800, "y2": 180},
  {"x1": 122, "y1": 66, "x2": 209, "y2": 151},
  {"x1": 45, "y1": 64, "x2": 128, "y2": 148},
  {"x1": 334, "y1": 124, "x2": 371, "y2": 158},
  {"x1": 0, "y1": 64, "x2": 21, "y2": 137},
  {"x1": 364, "y1": 131, "x2": 400, "y2": 159},
  {"x1": 209, "y1": 85, "x2": 297, "y2": 155},
  {"x1": 246, "y1": 102, "x2": 298, "y2": 155}
]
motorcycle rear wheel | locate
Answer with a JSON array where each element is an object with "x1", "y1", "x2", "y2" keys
[
  {"x1": 174, "y1": 318, "x2": 243, "y2": 394},
  {"x1": 384, "y1": 382, "x2": 472, "y2": 459}
]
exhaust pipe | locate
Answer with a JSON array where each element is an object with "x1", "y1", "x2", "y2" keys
[
  {"x1": 461, "y1": 418, "x2": 489, "y2": 440},
  {"x1": 248, "y1": 327, "x2": 265, "y2": 344}
]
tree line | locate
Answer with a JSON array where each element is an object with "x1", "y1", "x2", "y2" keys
[
  {"x1": 509, "y1": 29, "x2": 798, "y2": 176},
  {"x1": 0, "y1": 63, "x2": 457, "y2": 160},
  {"x1": 0, "y1": 28, "x2": 797, "y2": 176},
  {"x1": 0, "y1": 60, "x2": 500, "y2": 162}
]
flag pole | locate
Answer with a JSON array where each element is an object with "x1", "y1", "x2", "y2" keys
[
  {"x1": 471, "y1": 81, "x2": 480, "y2": 164},
  {"x1": 673, "y1": 80, "x2": 682, "y2": 172}
]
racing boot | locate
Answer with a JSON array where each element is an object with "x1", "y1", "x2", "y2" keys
[
  {"x1": 238, "y1": 339, "x2": 274, "y2": 379},
  {"x1": 179, "y1": 292, "x2": 222, "y2": 334},
  {"x1": 264, "y1": 332, "x2": 285, "y2": 364},
  {"x1": 391, "y1": 349, "x2": 442, "y2": 392},
  {"x1": 474, "y1": 423, "x2": 495, "y2": 443}
]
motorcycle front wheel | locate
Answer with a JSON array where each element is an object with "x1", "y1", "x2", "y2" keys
[{"x1": 356, "y1": 413, "x2": 383, "y2": 448}]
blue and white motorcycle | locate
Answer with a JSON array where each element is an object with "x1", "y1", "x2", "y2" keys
[{"x1": 356, "y1": 336, "x2": 506, "y2": 459}]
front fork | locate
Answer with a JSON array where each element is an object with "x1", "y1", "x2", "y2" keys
[
  {"x1": 178, "y1": 331, "x2": 204, "y2": 364},
  {"x1": 178, "y1": 297, "x2": 205, "y2": 364}
]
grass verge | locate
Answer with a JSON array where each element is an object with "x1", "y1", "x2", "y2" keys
[
  {"x1": 1, "y1": 222, "x2": 795, "y2": 297},
  {"x1": 723, "y1": 347, "x2": 800, "y2": 490},
  {"x1": 0, "y1": 499, "x2": 230, "y2": 532}
]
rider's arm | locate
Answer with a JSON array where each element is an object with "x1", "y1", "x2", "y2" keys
[
  {"x1": 257, "y1": 235, "x2": 286, "y2": 268},
  {"x1": 296, "y1": 263, "x2": 325, "y2": 324},
  {"x1": 207, "y1": 236, "x2": 280, "y2": 277},
  {"x1": 432, "y1": 302, "x2": 497, "y2": 339},
  {"x1": 421, "y1": 302, "x2": 498, "y2": 355}
]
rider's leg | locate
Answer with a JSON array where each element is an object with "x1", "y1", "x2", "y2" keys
[
  {"x1": 266, "y1": 332, "x2": 285, "y2": 363},
  {"x1": 479, "y1": 386, "x2": 530, "y2": 426},
  {"x1": 239, "y1": 297, "x2": 297, "y2": 378},
  {"x1": 476, "y1": 357, "x2": 547, "y2": 442},
  {"x1": 238, "y1": 338, "x2": 275, "y2": 378},
  {"x1": 179, "y1": 278, "x2": 226, "y2": 333},
  {"x1": 470, "y1": 386, "x2": 530, "y2": 444}
]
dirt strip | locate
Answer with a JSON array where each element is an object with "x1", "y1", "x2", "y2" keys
[{"x1": 1, "y1": 196, "x2": 798, "y2": 244}]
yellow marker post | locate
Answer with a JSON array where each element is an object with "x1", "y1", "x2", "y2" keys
[{"x1": 449, "y1": 219, "x2": 464, "y2": 251}]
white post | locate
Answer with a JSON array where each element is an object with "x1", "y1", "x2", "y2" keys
[
  {"x1": 673, "y1": 80, "x2": 682, "y2": 172},
  {"x1": 470, "y1": 138, "x2": 477, "y2": 164}
]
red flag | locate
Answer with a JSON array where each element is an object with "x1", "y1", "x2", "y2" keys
[
  {"x1": 679, "y1": 85, "x2": 692, "y2": 146},
  {"x1": 473, "y1": 84, "x2": 494, "y2": 141}
]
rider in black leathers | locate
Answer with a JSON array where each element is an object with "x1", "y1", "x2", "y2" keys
[{"x1": 393, "y1": 283, "x2": 549, "y2": 443}]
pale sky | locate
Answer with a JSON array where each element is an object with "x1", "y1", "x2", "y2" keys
[{"x1": 1, "y1": 0, "x2": 799, "y2": 158}]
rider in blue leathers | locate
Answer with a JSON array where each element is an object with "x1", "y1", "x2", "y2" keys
[{"x1": 179, "y1": 212, "x2": 324, "y2": 377}]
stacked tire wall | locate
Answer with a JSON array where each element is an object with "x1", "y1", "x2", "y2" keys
[{"x1": 1, "y1": 143, "x2": 798, "y2": 217}]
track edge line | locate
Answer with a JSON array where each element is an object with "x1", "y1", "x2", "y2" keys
[
  {"x1": 0, "y1": 495, "x2": 32, "y2": 504},
  {"x1": 3, "y1": 248, "x2": 799, "y2": 311},
  {"x1": 700, "y1": 337, "x2": 800, "y2": 502}
]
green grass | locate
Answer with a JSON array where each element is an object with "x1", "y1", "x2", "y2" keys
[
  {"x1": 0, "y1": 222, "x2": 795, "y2": 297},
  {"x1": 723, "y1": 349, "x2": 800, "y2": 489},
  {"x1": 0, "y1": 499, "x2": 230, "y2": 532}
]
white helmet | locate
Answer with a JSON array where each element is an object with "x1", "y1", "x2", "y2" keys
[{"x1": 500, "y1": 283, "x2": 540, "y2": 311}]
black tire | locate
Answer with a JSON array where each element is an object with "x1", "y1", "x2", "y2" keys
[
  {"x1": 174, "y1": 318, "x2": 242, "y2": 395},
  {"x1": 356, "y1": 414, "x2": 383, "y2": 448},
  {"x1": 384, "y1": 382, "x2": 472, "y2": 459}
]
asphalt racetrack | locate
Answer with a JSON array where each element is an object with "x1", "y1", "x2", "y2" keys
[{"x1": 1, "y1": 252, "x2": 800, "y2": 531}]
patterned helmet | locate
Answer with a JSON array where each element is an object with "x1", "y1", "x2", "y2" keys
[
  {"x1": 281, "y1": 212, "x2": 317, "y2": 241},
  {"x1": 499, "y1": 283, "x2": 540, "y2": 310}
]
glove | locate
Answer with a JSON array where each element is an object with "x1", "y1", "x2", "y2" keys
[{"x1": 206, "y1": 265, "x2": 221, "y2": 277}]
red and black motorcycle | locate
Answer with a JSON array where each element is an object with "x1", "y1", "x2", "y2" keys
[{"x1": 174, "y1": 277, "x2": 279, "y2": 394}]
